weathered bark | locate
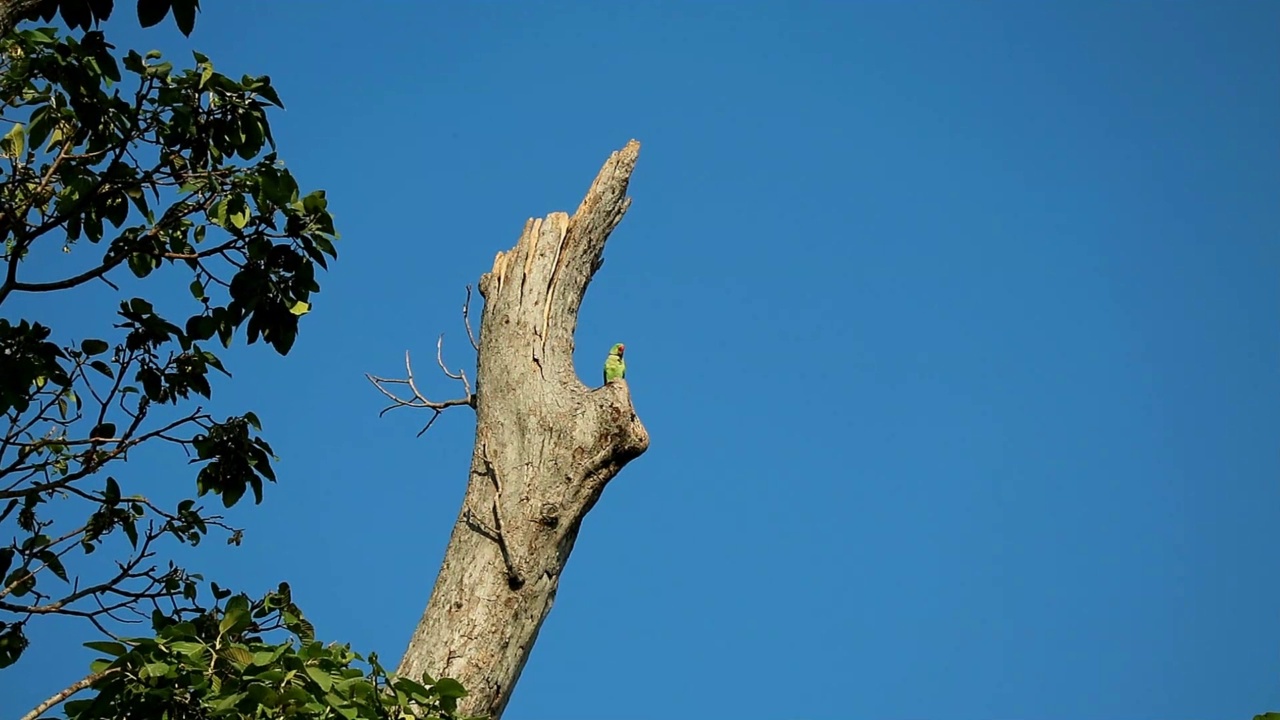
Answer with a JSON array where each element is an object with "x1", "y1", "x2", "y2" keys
[
  {"x1": 395, "y1": 141, "x2": 650, "y2": 719},
  {"x1": 0, "y1": 0, "x2": 46, "y2": 37}
]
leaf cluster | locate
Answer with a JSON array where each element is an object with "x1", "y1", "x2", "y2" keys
[
  {"x1": 67, "y1": 583, "x2": 474, "y2": 720},
  {"x1": 0, "y1": 0, "x2": 330, "y2": 691},
  {"x1": 17, "y1": 0, "x2": 202, "y2": 37},
  {"x1": 0, "y1": 8, "x2": 478, "y2": 720},
  {"x1": 0, "y1": 24, "x2": 335, "y2": 355}
]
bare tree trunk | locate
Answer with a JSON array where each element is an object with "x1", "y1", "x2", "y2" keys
[
  {"x1": 395, "y1": 141, "x2": 650, "y2": 719},
  {"x1": 0, "y1": 0, "x2": 45, "y2": 37}
]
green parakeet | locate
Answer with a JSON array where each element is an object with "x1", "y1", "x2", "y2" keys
[{"x1": 603, "y1": 343, "x2": 626, "y2": 384}]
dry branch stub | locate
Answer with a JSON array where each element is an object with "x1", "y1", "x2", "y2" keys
[{"x1": 394, "y1": 140, "x2": 650, "y2": 720}]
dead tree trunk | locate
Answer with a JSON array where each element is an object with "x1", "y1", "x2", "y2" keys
[
  {"x1": 0, "y1": 0, "x2": 47, "y2": 37},
  {"x1": 392, "y1": 141, "x2": 649, "y2": 719}
]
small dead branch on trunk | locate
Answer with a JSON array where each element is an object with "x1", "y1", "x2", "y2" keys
[
  {"x1": 365, "y1": 288, "x2": 482, "y2": 436},
  {"x1": 462, "y1": 284, "x2": 481, "y2": 352}
]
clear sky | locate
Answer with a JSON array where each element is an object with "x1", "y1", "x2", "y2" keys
[{"x1": 4, "y1": 1, "x2": 1279, "y2": 718}]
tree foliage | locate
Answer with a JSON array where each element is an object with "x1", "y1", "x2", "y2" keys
[
  {"x1": 62, "y1": 584, "x2": 471, "y2": 720},
  {"x1": 0, "y1": 2, "x2": 473, "y2": 718}
]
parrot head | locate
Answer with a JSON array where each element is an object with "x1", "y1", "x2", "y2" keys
[{"x1": 610, "y1": 343, "x2": 625, "y2": 357}]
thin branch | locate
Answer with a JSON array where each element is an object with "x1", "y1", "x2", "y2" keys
[
  {"x1": 19, "y1": 668, "x2": 118, "y2": 720},
  {"x1": 2, "y1": 251, "x2": 129, "y2": 295},
  {"x1": 0, "y1": 385, "x2": 69, "y2": 468},
  {"x1": 0, "y1": 541, "x2": 151, "y2": 608},
  {"x1": 0, "y1": 409, "x2": 204, "y2": 500},
  {"x1": 86, "y1": 611, "x2": 127, "y2": 642},
  {"x1": 365, "y1": 350, "x2": 473, "y2": 437},
  {"x1": 436, "y1": 334, "x2": 472, "y2": 397},
  {"x1": 159, "y1": 236, "x2": 239, "y2": 260},
  {"x1": 463, "y1": 284, "x2": 480, "y2": 351},
  {"x1": 0, "y1": 139, "x2": 73, "y2": 297},
  {"x1": 2, "y1": 191, "x2": 215, "y2": 300},
  {"x1": 366, "y1": 287, "x2": 481, "y2": 437}
]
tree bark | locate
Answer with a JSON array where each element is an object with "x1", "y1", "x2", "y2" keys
[
  {"x1": 0, "y1": 0, "x2": 46, "y2": 37},
  {"x1": 395, "y1": 140, "x2": 650, "y2": 719}
]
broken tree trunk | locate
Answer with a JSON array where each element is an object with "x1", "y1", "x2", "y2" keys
[{"x1": 394, "y1": 141, "x2": 650, "y2": 719}]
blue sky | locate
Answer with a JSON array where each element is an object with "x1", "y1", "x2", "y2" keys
[{"x1": 3, "y1": 1, "x2": 1279, "y2": 718}]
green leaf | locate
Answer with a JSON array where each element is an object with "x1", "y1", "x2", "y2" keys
[
  {"x1": 219, "y1": 605, "x2": 251, "y2": 636},
  {"x1": 189, "y1": 279, "x2": 205, "y2": 301},
  {"x1": 122, "y1": 518, "x2": 138, "y2": 548},
  {"x1": 221, "y1": 480, "x2": 245, "y2": 507},
  {"x1": 288, "y1": 301, "x2": 310, "y2": 316},
  {"x1": 147, "y1": 60, "x2": 173, "y2": 80},
  {"x1": 251, "y1": 649, "x2": 277, "y2": 666},
  {"x1": 59, "y1": 0, "x2": 91, "y2": 30},
  {"x1": 171, "y1": 0, "x2": 197, "y2": 35},
  {"x1": 103, "y1": 195, "x2": 129, "y2": 229},
  {"x1": 295, "y1": 617, "x2": 315, "y2": 644},
  {"x1": 88, "y1": 360, "x2": 114, "y2": 378},
  {"x1": 186, "y1": 315, "x2": 217, "y2": 341},
  {"x1": 304, "y1": 665, "x2": 333, "y2": 692},
  {"x1": 80, "y1": 338, "x2": 109, "y2": 356},
  {"x1": 302, "y1": 190, "x2": 328, "y2": 214},
  {"x1": 37, "y1": 550, "x2": 68, "y2": 582},
  {"x1": 168, "y1": 640, "x2": 206, "y2": 658},
  {"x1": 26, "y1": 107, "x2": 51, "y2": 152},
  {"x1": 392, "y1": 677, "x2": 434, "y2": 703},
  {"x1": 432, "y1": 677, "x2": 468, "y2": 699},
  {"x1": 136, "y1": 0, "x2": 171, "y2": 28},
  {"x1": 140, "y1": 661, "x2": 172, "y2": 678},
  {"x1": 21, "y1": 27, "x2": 56, "y2": 43},
  {"x1": 83, "y1": 640, "x2": 127, "y2": 657},
  {"x1": 209, "y1": 691, "x2": 247, "y2": 712},
  {"x1": 89, "y1": 422, "x2": 116, "y2": 440},
  {"x1": 0, "y1": 621, "x2": 29, "y2": 668},
  {"x1": 104, "y1": 476, "x2": 121, "y2": 503},
  {"x1": 255, "y1": 81, "x2": 284, "y2": 109},
  {"x1": 221, "y1": 645, "x2": 254, "y2": 667},
  {"x1": 227, "y1": 195, "x2": 250, "y2": 229},
  {"x1": 1, "y1": 123, "x2": 26, "y2": 159},
  {"x1": 122, "y1": 49, "x2": 144, "y2": 73},
  {"x1": 128, "y1": 252, "x2": 158, "y2": 278}
]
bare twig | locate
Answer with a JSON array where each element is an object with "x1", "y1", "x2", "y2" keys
[
  {"x1": 366, "y1": 286, "x2": 482, "y2": 437},
  {"x1": 0, "y1": 409, "x2": 204, "y2": 499},
  {"x1": 463, "y1": 285, "x2": 480, "y2": 351},
  {"x1": 0, "y1": 523, "x2": 170, "y2": 609},
  {"x1": 435, "y1": 334, "x2": 472, "y2": 397},
  {"x1": 365, "y1": 350, "x2": 473, "y2": 438}
]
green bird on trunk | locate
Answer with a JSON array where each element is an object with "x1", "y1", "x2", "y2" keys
[{"x1": 603, "y1": 343, "x2": 626, "y2": 384}]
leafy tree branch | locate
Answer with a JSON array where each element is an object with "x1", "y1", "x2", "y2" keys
[{"x1": 0, "y1": 3, "x2": 475, "y2": 719}]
